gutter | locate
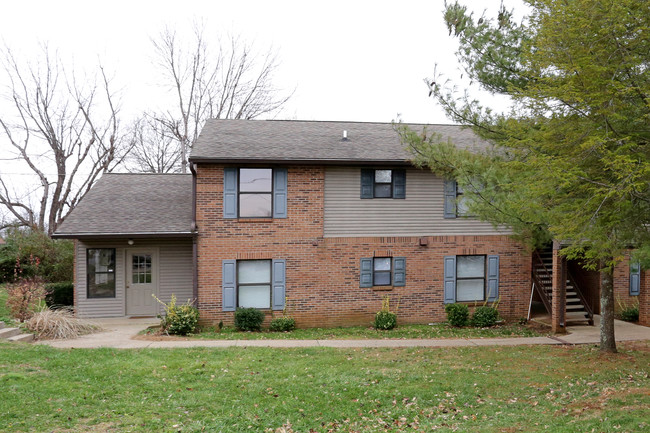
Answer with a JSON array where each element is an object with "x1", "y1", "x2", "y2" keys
[
  {"x1": 51, "y1": 231, "x2": 194, "y2": 239},
  {"x1": 189, "y1": 163, "x2": 199, "y2": 305},
  {"x1": 188, "y1": 157, "x2": 413, "y2": 167}
]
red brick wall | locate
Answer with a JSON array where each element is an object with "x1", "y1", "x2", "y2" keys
[
  {"x1": 613, "y1": 255, "x2": 648, "y2": 326},
  {"x1": 196, "y1": 164, "x2": 532, "y2": 328}
]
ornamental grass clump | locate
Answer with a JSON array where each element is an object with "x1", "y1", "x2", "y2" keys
[
  {"x1": 25, "y1": 308, "x2": 100, "y2": 340},
  {"x1": 155, "y1": 294, "x2": 199, "y2": 335},
  {"x1": 374, "y1": 295, "x2": 398, "y2": 330}
]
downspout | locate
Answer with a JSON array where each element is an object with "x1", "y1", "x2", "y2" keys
[{"x1": 190, "y1": 163, "x2": 199, "y2": 306}]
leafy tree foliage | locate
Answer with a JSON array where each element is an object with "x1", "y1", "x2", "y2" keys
[{"x1": 402, "y1": 0, "x2": 650, "y2": 352}]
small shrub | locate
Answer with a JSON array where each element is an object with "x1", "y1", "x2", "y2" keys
[
  {"x1": 471, "y1": 306, "x2": 499, "y2": 327},
  {"x1": 6, "y1": 263, "x2": 47, "y2": 322},
  {"x1": 619, "y1": 305, "x2": 639, "y2": 322},
  {"x1": 25, "y1": 308, "x2": 100, "y2": 339},
  {"x1": 234, "y1": 307, "x2": 265, "y2": 332},
  {"x1": 45, "y1": 282, "x2": 74, "y2": 308},
  {"x1": 270, "y1": 316, "x2": 296, "y2": 332},
  {"x1": 155, "y1": 295, "x2": 199, "y2": 335},
  {"x1": 374, "y1": 311, "x2": 397, "y2": 330},
  {"x1": 374, "y1": 295, "x2": 399, "y2": 330},
  {"x1": 616, "y1": 298, "x2": 639, "y2": 322},
  {"x1": 445, "y1": 303, "x2": 469, "y2": 327}
]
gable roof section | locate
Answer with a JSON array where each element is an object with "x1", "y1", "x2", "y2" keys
[
  {"x1": 53, "y1": 174, "x2": 193, "y2": 238},
  {"x1": 190, "y1": 119, "x2": 489, "y2": 165}
]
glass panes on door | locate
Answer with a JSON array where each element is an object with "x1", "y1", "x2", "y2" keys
[{"x1": 132, "y1": 254, "x2": 152, "y2": 284}]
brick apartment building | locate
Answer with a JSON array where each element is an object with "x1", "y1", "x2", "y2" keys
[{"x1": 54, "y1": 120, "x2": 648, "y2": 329}]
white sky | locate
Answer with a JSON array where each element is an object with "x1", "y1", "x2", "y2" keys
[
  {"x1": 0, "y1": 0, "x2": 526, "y2": 220},
  {"x1": 0, "y1": 0, "x2": 524, "y2": 124}
]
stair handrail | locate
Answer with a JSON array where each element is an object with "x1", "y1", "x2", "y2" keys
[
  {"x1": 567, "y1": 270, "x2": 594, "y2": 322},
  {"x1": 531, "y1": 250, "x2": 553, "y2": 314}
]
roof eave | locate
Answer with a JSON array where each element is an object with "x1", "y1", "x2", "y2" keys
[
  {"x1": 188, "y1": 157, "x2": 414, "y2": 166},
  {"x1": 51, "y1": 231, "x2": 195, "y2": 240}
]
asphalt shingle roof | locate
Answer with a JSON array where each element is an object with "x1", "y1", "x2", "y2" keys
[
  {"x1": 190, "y1": 119, "x2": 489, "y2": 164},
  {"x1": 53, "y1": 174, "x2": 192, "y2": 238}
]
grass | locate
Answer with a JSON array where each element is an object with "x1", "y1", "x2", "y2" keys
[
  {"x1": 0, "y1": 342, "x2": 648, "y2": 432},
  {"x1": 0, "y1": 284, "x2": 16, "y2": 326},
  {"x1": 180, "y1": 322, "x2": 547, "y2": 340}
]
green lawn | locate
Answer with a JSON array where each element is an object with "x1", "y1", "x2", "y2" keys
[
  {"x1": 1, "y1": 342, "x2": 648, "y2": 432},
  {"x1": 189, "y1": 322, "x2": 546, "y2": 340},
  {"x1": 0, "y1": 284, "x2": 15, "y2": 325}
]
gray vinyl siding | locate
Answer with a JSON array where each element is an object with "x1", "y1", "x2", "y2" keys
[
  {"x1": 75, "y1": 238, "x2": 193, "y2": 318},
  {"x1": 324, "y1": 167, "x2": 509, "y2": 237}
]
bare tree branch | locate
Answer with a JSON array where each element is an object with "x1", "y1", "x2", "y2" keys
[
  {"x1": 0, "y1": 45, "x2": 131, "y2": 235},
  {"x1": 135, "y1": 25, "x2": 292, "y2": 173}
]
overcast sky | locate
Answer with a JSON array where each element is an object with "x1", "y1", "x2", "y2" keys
[{"x1": 0, "y1": 0, "x2": 525, "y2": 125}]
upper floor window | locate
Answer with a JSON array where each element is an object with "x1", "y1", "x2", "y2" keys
[
  {"x1": 239, "y1": 168, "x2": 272, "y2": 217},
  {"x1": 444, "y1": 179, "x2": 471, "y2": 218},
  {"x1": 360, "y1": 168, "x2": 406, "y2": 199},
  {"x1": 223, "y1": 167, "x2": 287, "y2": 219}
]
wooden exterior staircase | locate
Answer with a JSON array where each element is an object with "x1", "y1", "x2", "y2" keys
[{"x1": 531, "y1": 248, "x2": 594, "y2": 326}]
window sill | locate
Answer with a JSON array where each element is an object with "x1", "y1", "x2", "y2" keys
[
  {"x1": 237, "y1": 218, "x2": 274, "y2": 223},
  {"x1": 371, "y1": 286, "x2": 394, "y2": 292}
]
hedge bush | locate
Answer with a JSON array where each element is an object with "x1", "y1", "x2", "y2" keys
[
  {"x1": 234, "y1": 307, "x2": 265, "y2": 331},
  {"x1": 269, "y1": 316, "x2": 296, "y2": 332},
  {"x1": 471, "y1": 306, "x2": 499, "y2": 327},
  {"x1": 445, "y1": 303, "x2": 469, "y2": 327},
  {"x1": 45, "y1": 282, "x2": 74, "y2": 308}
]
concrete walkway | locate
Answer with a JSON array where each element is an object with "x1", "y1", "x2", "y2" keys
[{"x1": 36, "y1": 315, "x2": 650, "y2": 349}]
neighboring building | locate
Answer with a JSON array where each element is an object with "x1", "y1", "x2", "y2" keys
[{"x1": 53, "y1": 120, "x2": 649, "y2": 328}]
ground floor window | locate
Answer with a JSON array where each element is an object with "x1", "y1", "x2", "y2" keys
[
  {"x1": 87, "y1": 248, "x2": 116, "y2": 298},
  {"x1": 444, "y1": 254, "x2": 499, "y2": 304},
  {"x1": 456, "y1": 255, "x2": 486, "y2": 302},
  {"x1": 237, "y1": 260, "x2": 271, "y2": 308},
  {"x1": 222, "y1": 259, "x2": 286, "y2": 311}
]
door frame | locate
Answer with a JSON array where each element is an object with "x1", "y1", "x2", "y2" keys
[{"x1": 125, "y1": 247, "x2": 159, "y2": 316}]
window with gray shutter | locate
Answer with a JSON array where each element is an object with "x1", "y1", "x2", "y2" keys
[{"x1": 630, "y1": 261, "x2": 641, "y2": 296}]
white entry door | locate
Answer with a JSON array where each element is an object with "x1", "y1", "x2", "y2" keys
[{"x1": 126, "y1": 250, "x2": 157, "y2": 316}]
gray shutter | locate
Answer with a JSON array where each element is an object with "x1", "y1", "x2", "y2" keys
[
  {"x1": 443, "y1": 179, "x2": 457, "y2": 219},
  {"x1": 393, "y1": 257, "x2": 406, "y2": 286},
  {"x1": 487, "y1": 255, "x2": 500, "y2": 302},
  {"x1": 272, "y1": 259, "x2": 286, "y2": 310},
  {"x1": 443, "y1": 256, "x2": 456, "y2": 303},
  {"x1": 360, "y1": 258, "x2": 373, "y2": 287},
  {"x1": 222, "y1": 260, "x2": 236, "y2": 311},
  {"x1": 360, "y1": 169, "x2": 374, "y2": 198},
  {"x1": 223, "y1": 168, "x2": 238, "y2": 219},
  {"x1": 273, "y1": 168, "x2": 288, "y2": 218},
  {"x1": 393, "y1": 169, "x2": 406, "y2": 199},
  {"x1": 630, "y1": 261, "x2": 641, "y2": 296}
]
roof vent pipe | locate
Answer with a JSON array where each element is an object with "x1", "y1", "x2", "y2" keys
[{"x1": 342, "y1": 130, "x2": 348, "y2": 141}]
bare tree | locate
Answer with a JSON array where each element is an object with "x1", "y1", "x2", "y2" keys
[
  {"x1": 143, "y1": 25, "x2": 292, "y2": 173},
  {"x1": 0, "y1": 45, "x2": 131, "y2": 235},
  {"x1": 124, "y1": 116, "x2": 181, "y2": 173}
]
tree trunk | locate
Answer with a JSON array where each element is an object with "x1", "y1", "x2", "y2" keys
[{"x1": 599, "y1": 263, "x2": 617, "y2": 353}]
